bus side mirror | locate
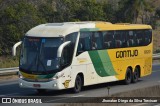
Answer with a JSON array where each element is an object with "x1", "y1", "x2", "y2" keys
[
  {"x1": 12, "y1": 41, "x2": 22, "y2": 56},
  {"x1": 57, "y1": 41, "x2": 71, "y2": 58}
]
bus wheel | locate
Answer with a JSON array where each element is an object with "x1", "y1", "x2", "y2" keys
[
  {"x1": 124, "y1": 68, "x2": 132, "y2": 85},
  {"x1": 36, "y1": 89, "x2": 46, "y2": 94},
  {"x1": 73, "y1": 75, "x2": 82, "y2": 93},
  {"x1": 132, "y1": 67, "x2": 139, "y2": 83}
]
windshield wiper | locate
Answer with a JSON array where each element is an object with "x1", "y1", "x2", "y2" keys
[
  {"x1": 37, "y1": 57, "x2": 47, "y2": 72},
  {"x1": 27, "y1": 49, "x2": 39, "y2": 71},
  {"x1": 37, "y1": 41, "x2": 47, "y2": 72}
]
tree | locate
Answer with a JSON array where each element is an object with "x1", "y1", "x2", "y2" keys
[
  {"x1": 118, "y1": 0, "x2": 152, "y2": 23},
  {"x1": 0, "y1": 1, "x2": 45, "y2": 55},
  {"x1": 75, "y1": 0, "x2": 105, "y2": 21},
  {"x1": 39, "y1": 0, "x2": 56, "y2": 22},
  {"x1": 103, "y1": 1, "x2": 118, "y2": 23}
]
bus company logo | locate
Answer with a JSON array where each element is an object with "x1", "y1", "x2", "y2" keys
[
  {"x1": 2, "y1": 98, "x2": 11, "y2": 103},
  {"x1": 63, "y1": 80, "x2": 71, "y2": 88},
  {"x1": 116, "y1": 50, "x2": 138, "y2": 58}
]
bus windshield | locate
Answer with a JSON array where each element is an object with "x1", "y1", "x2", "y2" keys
[{"x1": 20, "y1": 37, "x2": 64, "y2": 73}]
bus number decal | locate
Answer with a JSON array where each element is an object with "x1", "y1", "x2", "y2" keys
[{"x1": 144, "y1": 50, "x2": 151, "y2": 54}]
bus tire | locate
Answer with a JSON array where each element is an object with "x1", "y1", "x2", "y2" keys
[
  {"x1": 124, "y1": 68, "x2": 132, "y2": 85},
  {"x1": 36, "y1": 89, "x2": 46, "y2": 94},
  {"x1": 132, "y1": 67, "x2": 139, "y2": 83},
  {"x1": 73, "y1": 75, "x2": 82, "y2": 93}
]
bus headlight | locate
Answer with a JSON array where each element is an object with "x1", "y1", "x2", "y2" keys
[
  {"x1": 53, "y1": 83, "x2": 57, "y2": 87},
  {"x1": 18, "y1": 72, "x2": 23, "y2": 79},
  {"x1": 52, "y1": 72, "x2": 64, "y2": 80}
]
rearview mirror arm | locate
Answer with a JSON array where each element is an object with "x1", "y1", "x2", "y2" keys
[
  {"x1": 57, "y1": 41, "x2": 71, "y2": 58},
  {"x1": 12, "y1": 41, "x2": 22, "y2": 56}
]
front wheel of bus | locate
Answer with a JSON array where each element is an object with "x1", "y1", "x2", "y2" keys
[
  {"x1": 73, "y1": 75, "x2": 82, "y2": 93},
  {"x1": 36, "y1": 89, "x2": 46, "y2": 94},
  {"x1": 124, "y1": 68, "x2": 132, "y2": 85}
]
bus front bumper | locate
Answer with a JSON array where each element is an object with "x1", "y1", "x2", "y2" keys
[{"x1": 19, "y1": 78, "x2": 62, "y2": 90}]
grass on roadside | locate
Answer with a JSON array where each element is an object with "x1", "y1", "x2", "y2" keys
[{"x1": 0, "y1": 56, "x2": 19, "y2": 68}]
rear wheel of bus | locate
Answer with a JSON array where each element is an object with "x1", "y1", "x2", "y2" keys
[
  {"x1": 124, "y1": 68, "x2": 132, "y2": 85},
  {"x1": 132, "y1": 67, "x2": 139, "y2": 83}
]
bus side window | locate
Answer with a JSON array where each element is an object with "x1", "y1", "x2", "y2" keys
[
  {"x1": 127, "y1": 31, "x2": 134, "y2": 47},
  {"x1": 77, "y1": 32, "x2": 91, "y2": 55},
  {"x1": 144, "y1": 30, "x2": 152, "y2": 45},
  {"x1": 83, "y1": 32, "x2": 91, "y2": 51},
  {"x1": 103, "y1": 31, "x2": 114, "y2": 49},
  {"x1": 92, "y1": 32, "x2": 103, "y2": 50},
  {"x1": 115, "y1": 31, "x2": 123, "y2": 48},
  {"x1": 62, "y1": 32, "x2": 78, "y2": 65},
  {"x1": 135, "y1": 30, "x2": 144, "y2": 46},
  {"x1": 77, "y1": 38, "x2": 83, "y2": 52},
  {"x1": 121, "y1": 31, "x2": 128, "y2": 48}
]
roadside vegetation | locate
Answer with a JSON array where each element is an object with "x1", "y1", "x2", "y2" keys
[
  {"x1": 0, "y1": 56, "x2": 19, "y2": 68},
  {"x1": 0, "y1": 0, "x2": 160, "y2": 68}
]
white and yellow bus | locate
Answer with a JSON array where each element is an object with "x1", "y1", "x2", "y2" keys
[{"x1": 13, "y1": 22, "x2": 152, "y2": 93}]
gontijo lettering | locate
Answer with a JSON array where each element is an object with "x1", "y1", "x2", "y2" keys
[{"x1": 116, "y1": 50, "x2": 138, "y2": 58}]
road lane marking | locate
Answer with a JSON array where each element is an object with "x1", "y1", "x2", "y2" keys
[
  {"x1": 45, "y1": 95, "x2": 84, "y2": 103},
  {"x1": 0, "y1": 93, "x2": 21, "y2": 96},
  {"x1": 71, "y1": 95, "x2": 84, "y2": 97},
  {"x1": 152, "y1": 63, "x2": 160, "y2": 66},
  {"x1": 45, "y1": 97, "x2": 70, "y2": 103},
  {"x1": 132, "y1": 103, "x2": 148, "y2": 106},
  {"x1": 154, "y1": 104, "x2": 160, "y2": 106},
  {"x1": 152, "y1": 70, "x2": 160, "y2": 73}
]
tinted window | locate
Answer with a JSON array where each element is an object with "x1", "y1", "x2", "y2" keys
[
  {"x1": 78, "y1": 32, "x2": 92, "y2": 52},
  {"x1": 126, "y1": 30, "x2": 135, "y2": 47},
  {"x1": 92, "y1": 32, "x2": 103, "y2": 50},
  {"x1": 144, "y1": 30, "x2": 152, "y2": 45},
  {"x1": 134, "y1": 30, "x2": 144, "y2": 46},
  {"x1": 103, "y1": 31, "x2": 114, "y2": 49},
  {"x1": 77, "y1": 29, "x2": 152, "y2": 55},
  {"x1": 61, "y1": 32, "x2": 78, "y2": 66},
  {"x1": 114, "y1": 31, "x2": 125, "y2": 48}
]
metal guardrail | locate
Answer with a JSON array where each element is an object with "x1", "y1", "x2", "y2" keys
[
  {"x1": 0, "y1": 67, "x2": 19, "y2": 75},
  {"x1": 152, "y1": 53, "x2": 160, "y2": 59},
  {"x1": 0, "y1": 54, "x2": 160, "y2": 76}
]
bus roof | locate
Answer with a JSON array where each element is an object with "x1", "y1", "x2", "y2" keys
[{"x1": 26, "y1": 21, "x2": 152, "y2": 37}]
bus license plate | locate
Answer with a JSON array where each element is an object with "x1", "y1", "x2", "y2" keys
[{"x1": 33, "y1": 84, "x2": 41, "y2": 88}]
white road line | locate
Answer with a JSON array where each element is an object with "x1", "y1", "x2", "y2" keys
[
  {"x1": 71, "y1": 95, "x2": 84, "y2": 97},
  {"x1": 152, "y1": 63, "x2": 160, "y2": 66},
  {"x1": 154, "y1": 104, "x2": 160, "y2": 106},
  {"x1": 132, "y1": 103, "x2": 148, "y2": 106},
  {"x1": 0, "y1": 93, "x2": 20, "y2": 96},
  {"x1": 45, "y1": 95, "x2": 84, "y2": 103},
  {"x1": 152, "y1": 70, "x2": 160, "y2": 73},
  {"x1": 45, "y1": 97, "x2": 70, "y2": 103}
]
